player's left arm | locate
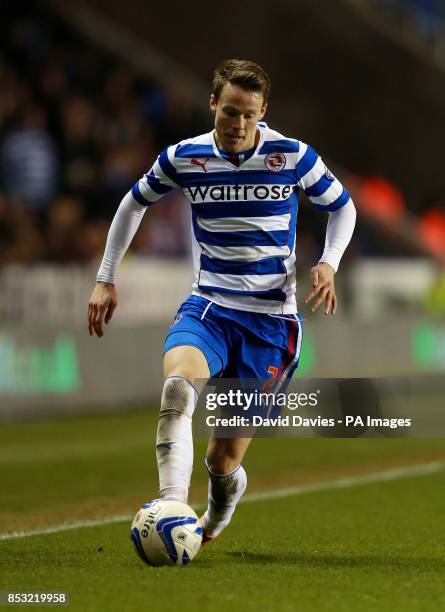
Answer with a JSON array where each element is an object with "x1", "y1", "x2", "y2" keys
[
  {"x1": 296, "y1": 143, "x2": 356, "y2": 314},
  {"x1": 304, "y1": 201, "x2": 356, "y2": 314}
]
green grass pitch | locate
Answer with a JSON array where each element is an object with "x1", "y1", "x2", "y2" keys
[{"x1": 1, "y1": 408, "x2": 444, "y2": 611}]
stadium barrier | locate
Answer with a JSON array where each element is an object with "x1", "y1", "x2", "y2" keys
[
  {"x1": 0, "y1": 260, "x2": 443, "y2": 420},
  {"x1": 0, "y1": 258, "x2": 192, "y2": 325},
  {"x1": 1, "y1": 316, "x2": 444, "y2": 421}
]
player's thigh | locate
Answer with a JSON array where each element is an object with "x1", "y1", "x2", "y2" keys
[
  {"x1": 206, "y1": 435, "x2": 253, "y2": 474},
  {"x1": 164, "y1": 345, "x2": 210, "y2": 393}
]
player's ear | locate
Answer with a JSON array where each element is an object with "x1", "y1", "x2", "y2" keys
[
  {"x1": 259, "y1": 102, "x2": 267, "y2": 119},
  {"x1": 210, "y1": 94, "x2": 217, "y2": 114}
]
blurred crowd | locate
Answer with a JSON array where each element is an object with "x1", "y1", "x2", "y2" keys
[
  {"x1": 1, "y1": 2, "x2": 445, "y2": 272},
  {"x1": 370, "y1": 0, "x2": 445, "y2": 46},
  {"x1": 0, "y1": 2, "x2": 207, "y2": 264}
]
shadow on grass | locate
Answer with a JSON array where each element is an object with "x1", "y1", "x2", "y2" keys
[{"x1": 225, "y1": 550, "x2": 445, "y2": 570}]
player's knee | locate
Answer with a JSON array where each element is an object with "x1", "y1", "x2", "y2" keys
[
  {"x1": 164, "y1": 365, "x2": 196, "y2": 389},
  {"x1": 164, "y1": 346, "x2": 210, "y2": 390},
  {"x1": 160, "y1": 376, "x2": 197, "y2": 419}
]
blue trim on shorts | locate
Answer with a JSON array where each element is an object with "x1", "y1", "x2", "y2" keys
[{"x1": 164, "y1": 331, "x2": 224, "y2": 377}]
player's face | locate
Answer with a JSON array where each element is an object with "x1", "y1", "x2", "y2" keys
[{"x1": 210, "y1": 83, "x2": 267, "y2": 153}]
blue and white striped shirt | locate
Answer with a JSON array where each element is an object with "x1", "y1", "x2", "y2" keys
[{"x1": 131, "y1": 123, "x2": 351, "y2": 314}]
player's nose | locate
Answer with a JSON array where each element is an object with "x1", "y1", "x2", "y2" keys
[{"x1": 233, "y1": 115, "x2": 246, "y2": 131}]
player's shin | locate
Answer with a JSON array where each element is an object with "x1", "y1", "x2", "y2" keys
[
  {"x1": 156, "y1": 376, "x2": 198, "y2": 503},
  {"x1": 201, "y1": 459, "x2": 247, "y2": 537}
]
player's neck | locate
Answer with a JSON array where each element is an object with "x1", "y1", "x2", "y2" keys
[{"x1": 213, "y1": 128, "x2": 260, "y2": 154}]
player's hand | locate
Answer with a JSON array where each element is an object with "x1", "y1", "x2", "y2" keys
[
  {"x1": 304, "y1": 263, "x2": 337, "y2": 315},
  {"x1": 87, "y1": 282, "x2": 118, "y2": 337}
]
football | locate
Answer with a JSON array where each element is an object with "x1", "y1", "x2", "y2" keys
[{"x1": 130, "y1": 499, "x2": 203, "y2": 566}]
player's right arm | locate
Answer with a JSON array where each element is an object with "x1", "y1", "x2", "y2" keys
[{"x1": 87, "y1": 146, "x2": 179, "y2": 337}]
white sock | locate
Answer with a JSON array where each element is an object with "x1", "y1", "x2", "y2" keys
[
  {"x1": 202, "y1": 460, "x2": 247, "y2": 536},
  {"x1": 156, "y1": 376, "x2": 198, "y2": 503}
]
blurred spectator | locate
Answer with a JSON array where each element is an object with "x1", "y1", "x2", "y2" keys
[
  {"x1": 0, "y1": 195, "x2": 45, "y2": 263},
  {"x1": 0, "y1": 3, "x2": 208, "y2": 264},
  {"x1": 1, "y1": 103, "x2": 58, "y2": 209},
  {"x1": 419, "y1": 202, "x2": 445, "y2": 259},
  {"x1": 45, "y1": 196, "x2": 85, "y2": 263},
  {"x1": 75, "y1": 220, "x2": 109, "y2": 263},
  {"x1": 353, "y1": 175, "x2": 406, "y2": 221},
  {"x1": 132, "y1": 192, "x2": 190, "y2": 257},
  {"x1": 60, "y1": 96, "x2": 98, "y2": 198},
  {"x1": 369, "y1": 0, "x2": 445, "y2": 63}
]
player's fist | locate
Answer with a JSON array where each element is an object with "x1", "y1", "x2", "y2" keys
[
  {"x1": 304, "y1": 262, "x2": 337, "y2": 315},
  {"x1": 87, "y1": 282, "x2": 118, "y2": 337}
]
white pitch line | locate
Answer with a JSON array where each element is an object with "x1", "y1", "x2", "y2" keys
[
  {"x1": 0, "y1": 515, "x2": 132, "y2": 542},
  {"x1": 241, "y1": 461, "x2": 444, "y2": 503},
  {"x1": 1, "y1": 461, "x2": 443, "y2": 542}
]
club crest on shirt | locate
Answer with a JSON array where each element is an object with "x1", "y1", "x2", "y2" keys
[{"x1": 265, "y1": 152, "x2": 286, "y2": 172}]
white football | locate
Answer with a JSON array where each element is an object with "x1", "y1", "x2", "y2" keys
[{"x1": 131, "y1": 499, "x2": 203, "y2": 566}]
